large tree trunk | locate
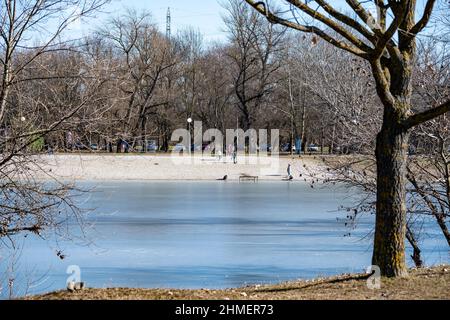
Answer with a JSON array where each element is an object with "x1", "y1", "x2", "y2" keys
[{"x1": 373, "y1": 107, "x2": 410, "y2": 277}]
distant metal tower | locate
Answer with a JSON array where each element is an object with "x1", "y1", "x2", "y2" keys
[{"x1": 166, "y1": 7, "x2": 171, "y2": 39}]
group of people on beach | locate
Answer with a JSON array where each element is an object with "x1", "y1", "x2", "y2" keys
[
  {"x1": 214, "y1": 144, "x2": 237, "y2": 164},
  {"x1": 218, "y1": 146, "x2": 295, "y2": 181},
  {"x1": 211, "y1": 144, "x2": 238, "y2": 164}
]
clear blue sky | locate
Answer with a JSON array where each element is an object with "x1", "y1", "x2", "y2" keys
[
  {"x1": 99, "y1": 0, "x2": 228, "y2": 42},
  {"x1": 73, "y1": 0, "x2": 433, "y2": 43}
]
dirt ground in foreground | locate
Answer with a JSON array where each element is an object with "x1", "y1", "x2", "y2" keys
[{"x1": 29, "y1": 265, "x2": 449, "y2": 300}]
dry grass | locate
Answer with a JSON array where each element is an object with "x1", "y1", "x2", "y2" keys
[{"x1": 28, "y1": 265, "x2": 449, "y2": 300}]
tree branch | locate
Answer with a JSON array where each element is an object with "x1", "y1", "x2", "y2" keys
[
  {"x1": 404, "y1": 100, "x2": 450, "y2": 129},
  {"x1": 410, "y1": 0, "x2": 437, "y2": 35},
  {"x1": 314, "y1": 0, "x2": 375, "y2": 42},
  {"x1": 243, "y1": 0, "x2": 369, "y2": 58}
]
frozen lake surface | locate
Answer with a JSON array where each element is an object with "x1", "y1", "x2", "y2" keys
[{"x1": 1, "y1": 181, "x2": 448, "y2": 297}]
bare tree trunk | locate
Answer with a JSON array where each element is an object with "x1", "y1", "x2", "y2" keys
[
  {"x1": 300, "y1": 87, "x2": 306, "y2": 154},
  {"x1": 373, "y1": 110, "x2": 410, "y2": 277},
  {"x1": 0, "y1": 15, "x2": 13, "y2": 124},
  {"x1": 330, "y1": 123, "x2": 336, "y2": 155},
  {"x1": 0, "y1": 59, "x2": 12, "y2": 124},
  {"x1": 406, "y1": 226, "x2": 423, "y2": 268},
  {"x1": 0, "y1": 85, "x2": 9, "y2": 124},
  {"x1": 439, "y1": 136, "x2": 450, "y2": 235},
  {"x1": 320, "y1": 128, "x2": 324, "y2": 154},
  {"x1": 435, "y1": 214, "x2": 450, "y2": 246}
]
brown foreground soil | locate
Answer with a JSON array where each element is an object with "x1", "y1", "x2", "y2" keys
[{"x1": 29, "y1": 265, "x2": 449, "y2": 300}]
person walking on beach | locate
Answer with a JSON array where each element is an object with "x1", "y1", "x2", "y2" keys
[
  {"x1": 231, "y1": 140, "x2": 238, "y2": 164},
  {"x1": 232, "y1": 148, "x2": 237, "y2": 164},
  {"x1": 227, "y1": 144, "x2": 232, "y2": 161},
  {"x1": 287, "y1": 164, "x2": 293, "y2": 180}
]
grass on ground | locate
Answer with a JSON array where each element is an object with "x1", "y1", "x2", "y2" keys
[{"x1": 29, "y1": 265, "x2": 449, "y2": 300}]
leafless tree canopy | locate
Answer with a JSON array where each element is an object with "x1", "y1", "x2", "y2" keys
[{"x1": 0, "y1": 0, "x2": 109, "y2": 241}]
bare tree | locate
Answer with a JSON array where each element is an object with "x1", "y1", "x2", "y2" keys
[
  {"x1": 281, "y1": 34, "x2": 380, "y2": 154},
  {"x1": 245, "y1": 0, "x2": 450, "y2": 277},
  {"x1": 308, "y1": 33, "x2": 449, "y2": 268},
  {"x1": 99, "y1": 9, "x2": 176, "y2": 151},
  {"x1": 176, "y1": 28, "x2": 205, "y2": 130},
  {"x1": 0, "y1": 0, "x2": 108, "y2": 242},
  {"x1": 225, "y1": 0, "x2": 286, "y2": 131},
  {"x1": 194, "y1": 43, "x2": 234, "y2": 133}
]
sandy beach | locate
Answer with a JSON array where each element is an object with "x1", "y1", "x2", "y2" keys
[{"x1": 34, "y1": 153, "x2": 326, "y2": 181}]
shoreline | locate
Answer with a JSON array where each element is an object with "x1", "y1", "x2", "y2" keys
[
  {"x1": 33, "y1": 153, "x2": 328, "y2": 182},
  {"x1": 28, "y1": 265, "x2": 450, "y2": 300}
]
